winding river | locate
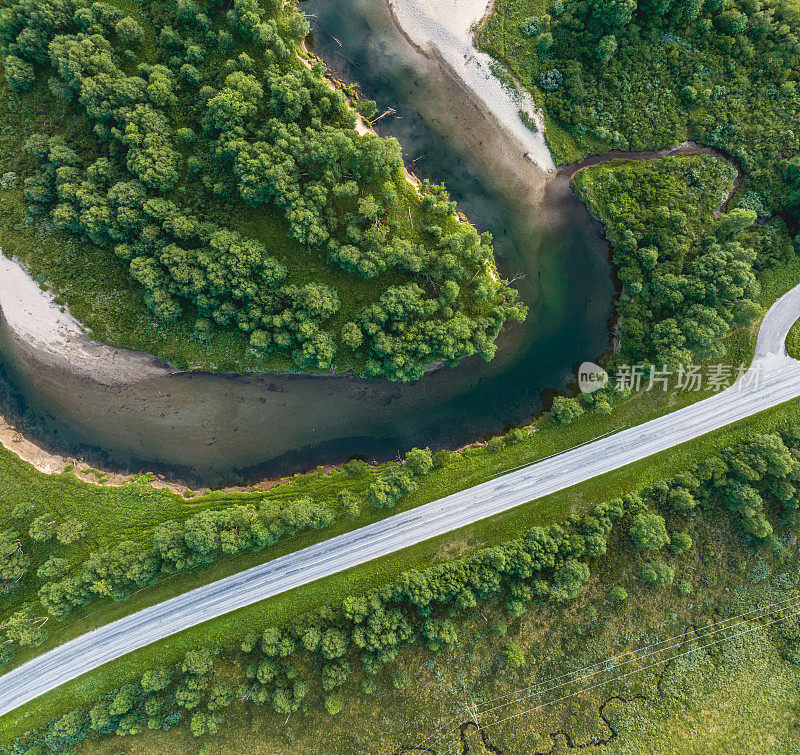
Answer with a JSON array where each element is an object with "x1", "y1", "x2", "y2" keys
[{"x1": 0, "y1": 0, "x2": 613, "y2": 486}]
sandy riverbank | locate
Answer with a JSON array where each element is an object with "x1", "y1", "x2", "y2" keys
[
  {"x1": 0, "y1": 254, "x2": 174, "y2": 385},
  {"x1": 388, "y1": 0, "x2": 556, "y2": 172},
  {"x1": 0, "y1": 253, "x2": 184, "y2": 488}
]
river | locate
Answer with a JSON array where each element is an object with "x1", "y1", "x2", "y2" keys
[{"x1": 0, "y1": 0, "x2": 613, "y2": 486}]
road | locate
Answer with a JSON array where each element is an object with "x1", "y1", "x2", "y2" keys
[{"x1": 1, "y1": 284, "x2": 800, "y2": 717}]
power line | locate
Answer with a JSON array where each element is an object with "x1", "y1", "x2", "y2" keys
[
  {"x1": 416, "y1": 593, "x2": 800, "y2": 752},
  {"x1": 449, "y1": 604, "x2": 800, "y2": 755}
]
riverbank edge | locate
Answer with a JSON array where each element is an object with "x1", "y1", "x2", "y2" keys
[
  {"x1": 385, "y1": 0, "x2": 555, "y2": 172},
  {"x1": 0, "y1": 144, "x2": 746, "y2": 495}
]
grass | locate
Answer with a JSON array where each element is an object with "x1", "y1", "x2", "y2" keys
[
  {"x1": 601, "y1": 646, "x2": 800, "y2": 754},
  {"x1": 42, "y1": 437, "x2": 800, "y2": 755},
  {"x1": 2, "y1": 389, "x2": 800, "y2": 746},
  {"x1": 788, "y1": 318, "x2": 800, "y2": 360}
]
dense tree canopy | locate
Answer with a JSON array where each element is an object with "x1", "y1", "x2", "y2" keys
[
  {"x1": 481, "y1": 0, "x2": 800, "y2": 210},
  {"x1": 1, "y1": 0, "x2": 526, "y2": 379},
  {"x1": 572, "y1": 154, "x2": 791, "y2": 366}
]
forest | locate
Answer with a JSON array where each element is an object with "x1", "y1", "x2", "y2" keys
[
  {"x1": 481, "y1": 0, "x2": 800, "y2": 209},
  {"x1": 572, "y1": 153, "x2": 793, "y2": 367},
  {"x1": 480, "y1": 0, "x2": 800, "y2": 370},
  {"x1": 0, "y1": 0, "x2": 526, "y2": 380}
]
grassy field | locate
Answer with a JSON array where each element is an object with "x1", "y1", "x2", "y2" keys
[
  {"x1": 38, "y1": 442, "x2": 800, "y2": 754},
  {"x1": 3, "y1": 388, "x2": 800, "y2": 747},
  {"x1": 602, "y1": 642, "x2": 800, "y2": 754}
]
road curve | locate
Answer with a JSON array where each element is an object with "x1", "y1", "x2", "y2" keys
[{"x1": 2, "y1": 287, "x2": 800, "y2": 717}]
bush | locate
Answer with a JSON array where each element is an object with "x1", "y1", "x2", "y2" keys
[
  {"x1": 403, "y1": 447, "x2": 433, "y2": 477},
  {"x1": 668, "y1": 532, "x2": 693, "y2": 554},
  {"x1": 539, "y1": 68, "x2": 563, "y2": 91},
  {"x1": 638, "y1": 561, "x2": 675, "y2": 586},
  {"x1": 551, "y1": 396, "x2": 584, "y2": 425},
  {"x1": 629, "y1": 513, "x2": 670, "y2": 550},
  {"x1": 342, "y1": 459, "x2": 369, "y2": 476},
  {"x1": 500, "y1": 640, "x2": 525, "y2": 667},
  {"x1": 324, "y1": 694, "x2": 343, "y2": 715},
  {"x1": 356, "y1": 99, "x2": 378, "y2": 120},
  {"x1": 391, "y1": 671, "x2": 410, "y2": 690},
  {"x1": 609, "y1": 585, "x2": 628, "y2": 603},
  {"x1": 519, "y1": 17, "x2": 541, "y2": 37},
  {"x1": 432, "y1": 449, "x2": 452, "y2": 468}
]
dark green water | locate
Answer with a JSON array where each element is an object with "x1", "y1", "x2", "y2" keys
[{"x1": 0, "y1": 0, "x2": 612, "y2": 486}]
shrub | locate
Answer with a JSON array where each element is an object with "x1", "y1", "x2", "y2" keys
[
  {"x1": 500, "y1": 641, "x2": 525, "y2": 667},
  {"x1": 551, "y1": 396, "x2": 584, "y2": 424},
  {"x1": 324, "y1": 694, "x2": 343, "y2": 715},
  {"x1": 668, "y1": 532, "x2": 693, "y2": 554},
  {"x1": 609, "y1": 585, "x2": 628, "y2": 603},
  {"x1": 629, "y1": 513, "x2": 670, "y2": 550},
  {"x1": 638, "y1": 561, "x2": 675, "y2": 586},
  {"x1": 519, "y1": 17, "x2": 541, "y2": 37},
  {"x1": 403, "y1": 447, "x2": 433, "y2": 477},
  {"x1": 391, "y1": 671, "x2": 410, "y2": 690},
  {"x1": 539, "y1": 68, "x2": 563, "y2": 91},
  {"x1": 342, "y1": 459, "x2": 369, "y2": 476},
  {"x1": 432, "y1": 450, "x2": 452, "y2": 468}
]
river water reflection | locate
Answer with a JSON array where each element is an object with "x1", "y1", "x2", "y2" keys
[{"x1": 0, "y1": 0, "x2": 613, "y2": 486}]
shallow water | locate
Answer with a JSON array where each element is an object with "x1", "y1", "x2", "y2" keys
[{"x1": 0, "y1": 0, "x2": 613, "y2": 486}]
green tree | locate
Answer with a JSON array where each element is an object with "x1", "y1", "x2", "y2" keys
[
  {"x1": 4, "y1": 55, "x2": 34, "y2": 92},
  {"x1": 519, "y1": 17, "x2": 541, "y2": 37},
  {"x1": 629, "y1": 513, "x2": 670, "y2": 550},
  {"x1": 591, "y1": 0, "x2": 637, "y2": 27},
  {"x1": 551, "y1": 396, "x2": 584, "y2": 425},
  {"x1": 0, "y1": 530, "x2": 28, "y2": 594},
  {"x1": 597, "y1": 34, "x2": 618, "y2": 62},
  {"x1": 500, "y1": 640, "x2": 525, "y2": 667},
  {"x1": 667, "y1": 532, "x2": 692, "y2": 554},
  {"x1": 324, "y1": 693, "x2": 343, "y2": 715},
  {"x1": 609, "y1": 585, "x2": 628, "y2": 603},
  {"x1": 189, "y1": 711, "x2": 221, "y2": 737},
  {"x1": 638, "y1": 561, "x2": 675, "y2": 586},
  {"x1": 28, "y1": 513, "x2": 56, "y2": 542},
  {"x1": 37, "y1": 557, "x2": 70, "y2": 582},
  {"x1": 403, "y1": 447, "x2": 433, "y2": 477},
  {"x1": 56, "y1": 518, "x2": 84, "y2": 545}
]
